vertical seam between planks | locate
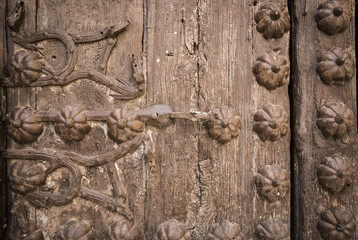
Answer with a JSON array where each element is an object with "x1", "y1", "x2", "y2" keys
[
  {"x1": 288, "y1": 0, "x2": 299, "y2": 239},
  {"x1": 142, "y1": 0, "x2": 148, "y2": 238},
  {"x1": 1, "y1": 1, "x2": 8, "y2": 239}
]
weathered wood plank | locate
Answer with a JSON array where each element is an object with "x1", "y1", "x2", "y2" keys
[
  {"x1": 0, "y1": 0, "x2": 7, "y2": 238},
  {"x1": 198, "y1": 0, "x2": 290, "y2": 238},
  {"x1": 5, "y1": 0, "x2": 145, "y2": 239},
  {"x1": 292, "y1": 0, "x2": 357, "y2": 239},
  {"x1": 145, "y1": 0, "x2": 200, "y2": 238}
]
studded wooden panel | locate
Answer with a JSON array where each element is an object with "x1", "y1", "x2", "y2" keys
[
  {"x1": 1, "y1": 0, "x2": 292, "y2": 239},
  {"x1": 291, "y1": 0, "x2": 357, "y2": 239}
]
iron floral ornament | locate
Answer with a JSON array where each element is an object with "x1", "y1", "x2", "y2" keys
[
  {"x1": 6, "y1": 105, "x2": 242, "y2": 144},
  {"x1": 9, "y1": 161, "x2": 46, "y2": 194},
  {"x1": 107, "y1": 107, "x2": 145, "y2": 144},
  {"x1": 256, "y1": 219, "x2": 289, "y2": 240},
  {"x1": 206, "y1": 220, "x2": 241, "y2": 240},
  {"x1": 255, "y1": 3, "x2": 290, "y2": 39},
  {"x1": 317, "y1": 154, "x2": 353, "y2": 193},
  {"x1": 253, "y1": 105, "x2": 289, "y2": 142},
  {"x1": 3, "y1": 1, "x2": 145, "y2": 100},
  {"x1": 316, "y1": 0, "x2": 353, "y2": 35},
  {"x1": 6, "y1": 107, "x2": 44, "y2": 144},
  {"x1": 317, "y1": 48, "x2": 355, "y2": 85},
  {"x1": 318, "y1": 207, "x2": 356, "y2": 240},
  {"x1": 153, "y1": 219, "x2": 191, "y2": 240},
  {"x1": 253, "y1": 53, "x2": 289, "y2": 90},
  {"x1": 54, "y1": 219, "x2": 94, "y2": 240},
  {"x1": 255, "y1": 164, "x2": 290, "y2": 202},
  {"x1": 106, "y1": 220, "x2": 143, "y2": 240},
  {"x1": 317, "y1": 101, "x2": 353, "y2": 139},
  {"x1": 205, "y1": 106, "x2": 241, "y2": 144},
  {"x1": 9, "y1": 50, "x2": 44, "y2": 85},
  {"x1": 55, "y1": 106, "x2": 91, "y2": 142}
]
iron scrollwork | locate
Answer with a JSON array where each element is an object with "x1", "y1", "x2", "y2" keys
[{"x1": 4, "y1": 0, "x2": 144, "y2": 100}]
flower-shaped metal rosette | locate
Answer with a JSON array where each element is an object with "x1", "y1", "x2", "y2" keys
[
  {"x1": 253, "y1": 53, "x2": 289, "y2": 90},
  {"x1": 153, "y1": 219, "x2": 191, "y2": 240},
  {"x1": 55, "y1": 106, "x2": 91, "y2": 141},
  {"x1": 206, "y1": 220, "x2": 241, "y2": 240},
  {"x1": 256, "y1": 219, "x2": 289, "y2": 240},
  {"x1": 9, "y1": 50, "x2": 44, "y2": 85},
  {"x1": 315, "y1": 0, "x2": 353, "y2": 35},
  {"x1": 107, "y1": 106, "x2": 145, "y2": 144},
  {"x1": 6, "y1": 107, "x2": 44, "y2": 144},
  {"x1": 205, "y1": 106, "x2": 241, "y2": 144},
  {"x1": 9, "y1": 161, "x2": 46, "y2": 194},
  {"x1": 54, "y1": 220, "x2": 94, "y2": 240},
  {"x1": 255, "y1": 164, "x2": 289, "y2": 202},
  {"x1": 253, "y1": 105, "x2": 288, "y2": 142},
  {"x1": 317, "y1": 154, "x2": 353, "y2": 193},
  {"x1": 318, "y1": 207, "x2": 356, "y2": 240},
  {"x1": 254, "y1": 3, "x2": 290, "y2": 39},
  {"x1": 317, "y1": 48, "x2": 355, "y2": 85},
  {"x1": 317, "y1": 102, "x2": 353, "y2": 139},
  {"x1": 106, "y1": 220, "x2": 142, "y2": 240}
]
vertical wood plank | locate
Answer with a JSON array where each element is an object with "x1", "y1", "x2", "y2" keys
[
  {"x1": 292, "y1": 0, "x2": 357, "y2": 239},
  {"x1": 145, "y1": 0, "x2": 200, "y2": 238},
  {"x1": 6, "y1": 1, "x2": 38, "y2": 238},
  {"x1": 198, "y1": 0, "x2": 290, "y2": 238},
  {"x1": 0, "y1": 0, "x2": 7, "y2": 238},
  {"x1": 5, "y1": 0, "x2": 145, "y2": 238}
]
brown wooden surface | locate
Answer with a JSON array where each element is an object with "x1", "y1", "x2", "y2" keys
[
  {"x1": 145, "y1": 0, "x2": 200, "y2": 237},
  {"x1": 145, "y1": 0, "x2": 290, "y2": 238},
  {"x1": 198, "y1": 0, "x2": 290, "y2": 238},
  {"x1": 292, "y1": 0, "x2": 357, "y2": 239},
  {"x1": 0, "y1": 1, "x2": 7, "y2": 239},
  {"x1": 6, "y1": 0, "x2": 146, "y2": 238},
  {"x1": 3, "y1": 0, "x2": 292, "y2": 238},
  {"x1": 3, "y1": 0, "x2": 357, "y2": 239}
]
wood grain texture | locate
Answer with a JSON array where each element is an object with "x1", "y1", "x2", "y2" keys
[
  {"x1": 291, "y1": 0, "x2": 357, "y2": 239},
  {"x1": 197, "y1": 0, "x2": 290, "y2": 238},
  {"x1": 0, "y1": 1, "x2": 7, "y2": 239},
  {"x1": 6, "y1": 0, "x2": 145, "y2": 239},
  {"x1": 145, "y1": 0, "x2": 200, "y2": 237}
]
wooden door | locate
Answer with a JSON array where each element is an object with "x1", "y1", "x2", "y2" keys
[{"x1": 0, "y1": 0, "x2": 356, "y2": 239}]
